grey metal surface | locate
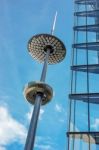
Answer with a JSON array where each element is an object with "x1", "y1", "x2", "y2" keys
[
  {"x1": 71, "y1": 64, "x2": 99, "y2": 74},
  {"x1": 95, "y1": 1, "x2": 99, "y2": 63},
  {"x1": 67, "y1": 132, "x2": 99, "y2": 144},
  {"x1": 75, "y1": 0, "x2": 96, "y2": 5},
  {"x1": 25, "y1": 94, "x2": 42, "y2": 150},
  {"x1": 74, "y1": 24, "x2": 99, "y2": 32},
  {"x1": 40, "y1": 49, "x2": 50, "y2": 81},
  {"x1": 24, "y1": 81, "x2": 53, "y2": 105},
  {"x1": 69, "y1": 93, "x2": 99, "y2": 104},
  {"x1": 74, "y1": 10, "x2": 99, "y2": 17},
  {"x1": 28, "y1": 34, "x2": 66, "y2": 64},
  {"x1": 73, "y1": 42, "x2": 99, "y2": 51}
]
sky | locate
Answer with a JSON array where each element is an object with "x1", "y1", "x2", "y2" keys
[
  {"x1": 0, "y1": 0, "x2": 99, "y2": 150},
  {"x1": 0, "y1": 0, "x2": 73, "y2": 149}
]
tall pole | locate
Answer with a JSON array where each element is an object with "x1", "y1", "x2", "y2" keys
[
  {"x1": 25, "y1": 14, "x2": 58, "y2": 150},
  {"x1": 40, "y1": 49, "x2": 50, "y2": 82},
  {"x1": 24, "y1": 11, "x2": 66, "y2": 149},
  {"x1": 24, "y1": 32, "x2": 66, "y2": 150},
  {"x1": 94, "y1": 1, "x2": 99, "y2": 148},
  {"x1": 24, "y1": 50, "x2": 50, "y2": 150},
  {"x1": 95, "y1": 0, "x2": 99, "y2": 63}
]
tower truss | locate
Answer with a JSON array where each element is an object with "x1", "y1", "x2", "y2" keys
[{"x1": 67, "y1": 0, "x2": 99, "y2": 150}]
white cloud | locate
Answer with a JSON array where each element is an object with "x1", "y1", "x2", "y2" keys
[
  {"x1": 91, "y1": 119, "x2": 99, "y2": 130},
  {"x1": 70, "y1": 122, "x2": 79, "y2": 132},
  {"x1": 40, "y1": 109, "x2": 44, "y2": 120},
  {"x1": 26, "y1": 108, "x2": 32, "y2": 121},
  {"x1": 35, "y1": 144, "x2": 52, "y2": 150},
  {"x1": 35, "y1": 136, "x2": 54, "y2": 150},
  {"x1": 0, "y1": 146, "x2": 6, "y2": 150},
  {"x1": 59, "y1": 119, "x2": 65, "y2": 123},
  {"x1": 26, "y1": 107, "x2": 44, "y2": 121},
  {"x1": 0, "y1": 106, "x2": 27, "y2": 150},
  {"x1": 55, "y1": 104, "x2": 63, "y2": 113},
  {"x1": 55, "y1": 104, "x2": 67, "y2": 123}
]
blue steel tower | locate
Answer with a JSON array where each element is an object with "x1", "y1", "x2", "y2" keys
[{"x1": 67, "y1": 0, "x2": 99, "y2": 150}]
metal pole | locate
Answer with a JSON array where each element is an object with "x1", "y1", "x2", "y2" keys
[
  {"x1": 51, "y1": 11, "x2": 57, "y2": 35},
  {"x1": 96, "y1": 146, "x2": 99, "y2": 150},
  {"x1": 40, "y1": 49, "x2": 50, "y2": 82},
  {"x1": 95, "y1": 0, "x2": 99, "y2": 63},
  {"x1": 24, "y1": 49, "x2": 50, "y2": 150},
  {"x1": 24, "y1": 94, "x2": 42, "y2": 150}
]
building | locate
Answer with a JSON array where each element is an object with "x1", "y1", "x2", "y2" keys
[{"x1": 67, "y1": 0, "x2": 99, "y2": 150}]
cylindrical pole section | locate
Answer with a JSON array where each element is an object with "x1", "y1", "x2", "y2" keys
[
  {"x1": 24, "y1": 49, "x2": 50, "y2": 150},
  {"x1": 40, "y1": 49, "x2": 50, "y2": 82},
  {"x1": 24, "y1": 94, "x2": 42, "y2": 150},
  {"x1": 95, "y1": 0, "x2": 99, "y2": 63},
  {"x1": 96, "y1": 146, "x2": 99, "y2": 150}
]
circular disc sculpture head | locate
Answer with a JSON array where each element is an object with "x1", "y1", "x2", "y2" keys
[
  {"x1": 24, "y1": 33, "x2": 66, "y2": 105},
  {"x1": 28, "y1": 34, "x2": 66, "y2": 64},
  {"x1": 24, "y1": 82, "x2": 53, "y2": 105}
]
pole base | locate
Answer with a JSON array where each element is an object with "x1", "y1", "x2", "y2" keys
[{"x1": 24, "y1": 81, "x2": 53, "y2": 105}]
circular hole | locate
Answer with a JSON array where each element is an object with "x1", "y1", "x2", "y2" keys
[{"x1": 44, "y1": 45, "x2": 54, "y2": 54}]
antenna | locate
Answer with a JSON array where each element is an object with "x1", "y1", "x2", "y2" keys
[{"x1": 51, "y1": 11, "x2": 58, "y2": 35}]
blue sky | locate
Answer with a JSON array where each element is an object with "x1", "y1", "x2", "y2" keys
[
  {"x1": 0, "y1": 0, "x2": 72, "y2": 149},
  {"x1": 0, "y1": 0, "x2": 99, "y2": 150}
]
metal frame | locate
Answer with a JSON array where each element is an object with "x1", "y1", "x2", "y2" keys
[
  {"x1": 71, "y1": 64, "x2": 99, "y2": 74},
  {"x1": 67, "y1": 132, "x2": 99, "y2": 144},
  {"x1": 73, "y1": 42, "x2": 99, "y2": 51},
  {"x1": 74, "y1": 10, "x2": 99, "y2": 17},
  {"x1": 74, "y1": 24, "x2": 99, "y2": 32},
  {"x1": 67, "y1": 0, "x2": 99, "y2": 150},
  {"x1": 69, "y1": 93, "x2": 99, "y2": 104}
]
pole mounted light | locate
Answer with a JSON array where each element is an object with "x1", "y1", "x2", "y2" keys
[{"x1": 23, "y1": 12, "x2": 66, "y2": 150}]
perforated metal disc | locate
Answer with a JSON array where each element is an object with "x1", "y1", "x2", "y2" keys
[{"x1": 28, "y1": 34, "x2": 66, "y2": 64}]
